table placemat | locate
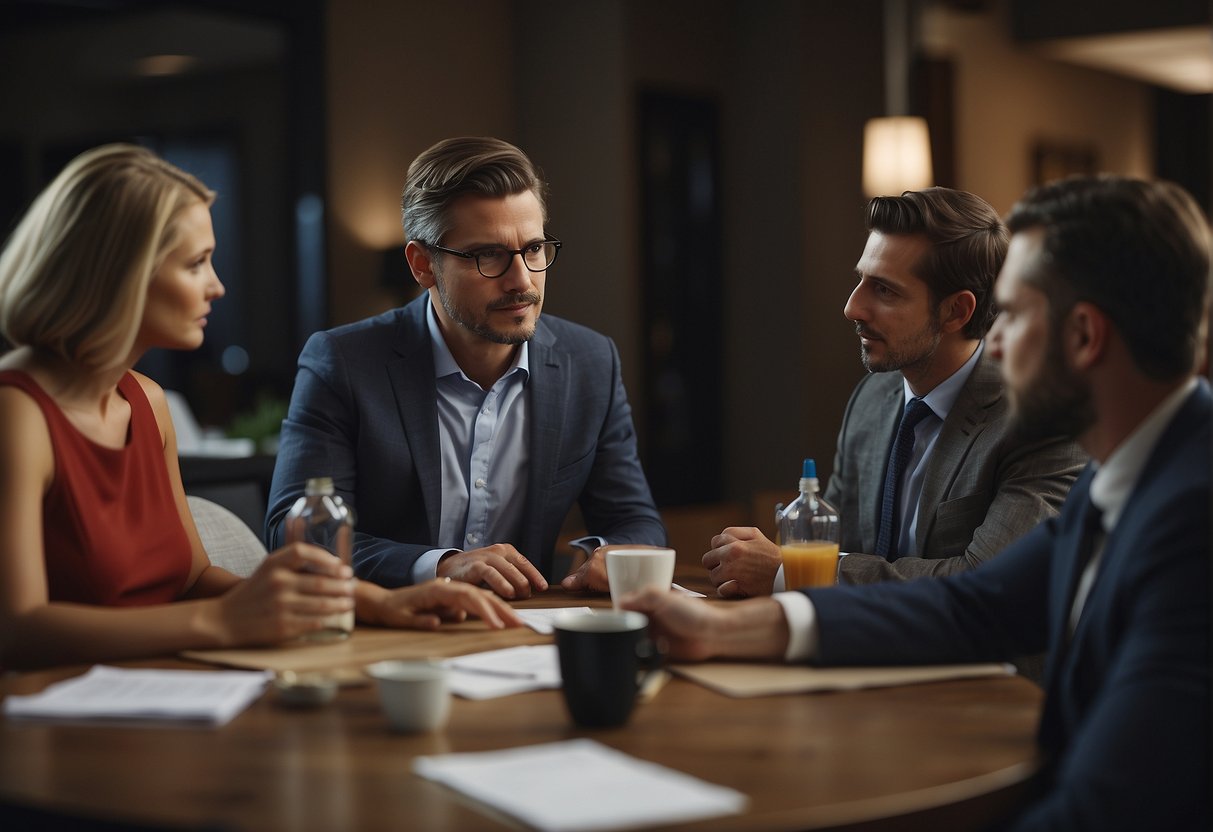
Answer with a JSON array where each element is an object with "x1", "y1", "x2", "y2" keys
[
  {"x1": 181, "y1": 624, "x2": 550, "y2": 676},
  {"x1": 671, "y1": 661, "x2": 1013, "y2": 697}
]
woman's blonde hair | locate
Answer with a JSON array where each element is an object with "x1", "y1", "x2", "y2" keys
[{"x1": 0, "y1": 144, "x2": 214, "y2": 370}]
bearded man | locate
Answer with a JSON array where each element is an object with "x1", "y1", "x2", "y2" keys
[{"x1": 627, "y1": 176, "x2": 1212, "y2": 831}]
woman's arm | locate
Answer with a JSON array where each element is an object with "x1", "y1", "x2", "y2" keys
[{"x1": 0, "y1": 384, "x2": 355, "y2": 670}]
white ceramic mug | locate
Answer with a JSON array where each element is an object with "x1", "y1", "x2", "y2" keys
[
  {"x1": 365, "y1": 660, "x2": 450, "y2": 733},
  {"x1": 605, "y1": 547, "x2": 676, "y2": 610}
]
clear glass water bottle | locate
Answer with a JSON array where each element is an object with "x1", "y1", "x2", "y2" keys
[
  {"x1": 775, "y1": 458, "x2": 840, "y2": 589},
  {"x1": 284, "y1": 477, "x2": 356, "y2": 641}
]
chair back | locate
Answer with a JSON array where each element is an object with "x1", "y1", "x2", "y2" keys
[{"x1": 187, "y1": 495, "x2": 268, "y2": 578}]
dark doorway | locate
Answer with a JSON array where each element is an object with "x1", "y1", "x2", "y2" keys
[{"x1": 637, "y1": 91, "x2": 725, "y2": 506}]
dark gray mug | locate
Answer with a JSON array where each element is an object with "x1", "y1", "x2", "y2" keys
[{"x1": 554, "y1": 611, "x2": 661, "y2": 728}]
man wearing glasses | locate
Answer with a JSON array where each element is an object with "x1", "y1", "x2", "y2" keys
[{"x1": 267, "y1": 137, "x2": 665, "y2": 598}]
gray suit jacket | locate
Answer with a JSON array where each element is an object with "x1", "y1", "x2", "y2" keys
[
  {"x1": 265, "y1": 295, "x2": 666, "y2": 586},
  {"x1": 826, "y1": 353, "x2": 1086, "y2": 584}
]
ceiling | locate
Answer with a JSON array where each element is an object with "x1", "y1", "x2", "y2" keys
[
  {"x1": 1005, "y1": 0, "x2": 1212, "y2": 94},
  {"x1": 0, "y1": 1, "x2": 288, "y2": 82},
  {"x1": 1034, "y1": 25, "x2": 1213, "y2": 93}
]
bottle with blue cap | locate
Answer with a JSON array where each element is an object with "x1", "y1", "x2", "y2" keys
[{"x1": 775, "y1": 458, "x2": 840, "y2": 588}]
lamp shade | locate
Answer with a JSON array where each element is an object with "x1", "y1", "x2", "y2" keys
[{"x1": 862, "y1": 116, "x2": 934, "y2": 198}]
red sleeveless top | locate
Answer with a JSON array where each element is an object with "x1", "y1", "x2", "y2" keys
[{"x1": 0, "y1": 370, "x2": 193, "y2": 606}]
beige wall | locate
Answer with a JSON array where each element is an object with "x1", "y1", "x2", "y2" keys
[
  {"x1": 326, "y1": 0, "x2": 518, "y2": 324},
  {"x1": 323, "y1": 0, "x2": 1159, "y2": 510},
  {"x1": 921, "y1": 1, "x2": 1153, "y2": 214}
]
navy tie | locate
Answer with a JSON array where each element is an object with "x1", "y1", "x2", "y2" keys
[
  {"x1": 875, "y1": 397, "x2": 933, "y2": 560},
  {"x1": 1066, "y1": 497, "x2": 1106, "y2": 636}
]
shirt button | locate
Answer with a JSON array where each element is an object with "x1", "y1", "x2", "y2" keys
[
  {"x1": 466, "y1": 533, "x2": 478, "y2": 544},
  {"x1": 474, "y1": 478, "x2": 486, "y2": 489}
]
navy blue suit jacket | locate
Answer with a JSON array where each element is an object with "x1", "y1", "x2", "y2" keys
[
  {"x1": 807, "y1": 381, "x2": 1210, "y2": 831},
  {"x1": 266, "y1": 295, "x2": 666, "y2": 585}
]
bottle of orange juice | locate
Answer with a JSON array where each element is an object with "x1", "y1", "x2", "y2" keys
[{"x1": 777, "y1": 459, "x2": 840, "y2": 589}]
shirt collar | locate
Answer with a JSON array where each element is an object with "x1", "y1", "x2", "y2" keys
[
  {"x1": 426, "y1": 298, "x2": 530, "y2": 384},
  {"x1": 1089, "y1": 376, "x2": 1198, "y2": 531},
  {"x1": 901, "y1": 341, "x2": 984, "y2": 422}
]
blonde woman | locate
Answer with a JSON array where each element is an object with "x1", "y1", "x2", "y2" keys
[{"x1": 0, "y1": 144, "x2": 519, "y2": 670}]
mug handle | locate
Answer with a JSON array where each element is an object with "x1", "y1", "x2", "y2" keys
[{"x1": 635, "y1": 635, "x2": 668, "y2": 703}]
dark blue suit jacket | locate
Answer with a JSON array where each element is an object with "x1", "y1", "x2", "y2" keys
[
  {"x1": 807, "y1": 380, "x2": 1210, "y2": 831},
  {"x1": 266, "y1": 295, "x2": 666, "y2": 585}
]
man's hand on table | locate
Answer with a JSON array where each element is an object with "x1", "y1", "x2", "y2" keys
[
  {"x1": 358, "y1": 578, "x2": 523, "y2": 630},
  {"x1": 621, "y1": 587, "x2": 790, "y2": 661},
  {"x1": 437, "y1": 545, "x2": 548, "y2": 599},
  {"x1": 561, "y1": 544, "x2": 670, "y2": 593},
  {"x1": 702, "y1": 527, "x2": 781, "y2": 599}
]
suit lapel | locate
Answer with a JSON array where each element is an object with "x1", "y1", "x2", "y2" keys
[
  {"x1": 857, "y1": 379, "x2": 904, "y2": 551},
  {"x1": 913, "y1": 353, "x2": 1001, "y2": 552},
  {"x1": 1047, "y1": 472, "x2": 1097, "y2": 654},
  {"x1": 387, "y1": 296, "x2": 444, "y2": 540},
  {"x1": 522, "y1": 322, "x2": 565, "y2": 572},
  {"x1": 1037, "y1": 470, "x2": 1095, "y2": 746}
]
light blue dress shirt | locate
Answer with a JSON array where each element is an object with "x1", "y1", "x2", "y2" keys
[
  {"x1": 410, "y1": 301, "x2": 532, "y2": 582},
  {"x1": 894, "y1": 341, "x2": 984, "y2": 557},
  {"x1": 773, "y1": 342, "x2": 985, "y2": 591}
]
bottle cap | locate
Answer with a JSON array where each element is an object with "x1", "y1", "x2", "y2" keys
[
  {"x1": 304, "y1": 477, "x2": 335, "y2": 496},
  {"x1": 801, "y1": 458, "x2": 817, "y2": 479}
]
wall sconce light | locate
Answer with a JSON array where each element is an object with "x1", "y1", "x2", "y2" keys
[{"x1": 862, "y1": 115, "x2": 934, "y2": 198}]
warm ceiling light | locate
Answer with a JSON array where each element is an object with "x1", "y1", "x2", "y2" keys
[
  {"x1": 863, "y1": 116, "x2": 934, "y2": 198},
  {"x1": 134, "y1": 54, "x2": 198, "y2": 77},
  {"x1": 1037, "y1": 26, "x2": 1213, "y2": 94}
]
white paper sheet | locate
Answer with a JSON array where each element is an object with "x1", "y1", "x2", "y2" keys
[
  {"x1": 517, "y1": 607, "x2": 593, "y2": 634},
  {"x1": 444, "y1": 644, "x2": 562, "y2": 699},
  {"x1": 414, "y1": 738, "x2": 747, "y2": 831},
  {"x1": 2, "y1": 665, "x2": 271, "y2": 727}
]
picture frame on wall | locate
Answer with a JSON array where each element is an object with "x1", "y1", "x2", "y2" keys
[{"x1": 1032, "y1": 140, "x2": 1098, "y2": 185}]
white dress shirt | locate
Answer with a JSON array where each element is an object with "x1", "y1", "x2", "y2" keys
[
  {"x1": 1068, "y1": 376, "x2": 1198, "y2": 633},
  {"x1": 779, "y1": 375, "x2": 1200, "y2": 662}
]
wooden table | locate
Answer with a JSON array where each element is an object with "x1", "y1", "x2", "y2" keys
[{"x1": 0, "y1": 578, "x2": 1044, "y2": 831}]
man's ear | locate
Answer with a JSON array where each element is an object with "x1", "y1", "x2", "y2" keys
[
  {"x1": 405, "y1": 241, "x2": 436, "y2": 290},
  {"x1": 937, "y1": 290, "x2": 977, "y2": 335},
  {"x1": 1064, "y1": 301, "x2": 1109, "y2": 370}
]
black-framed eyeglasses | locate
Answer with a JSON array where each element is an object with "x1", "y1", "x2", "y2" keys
[{"x1": 425, "y1": 235, "x2": 562, "y2": 278}]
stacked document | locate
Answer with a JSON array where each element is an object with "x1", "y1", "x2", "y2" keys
[
  {"x1": 443, "y1": 644, "x2": 562, "y2": 699},
  {"x1": 3, "y1": 666, "x2": 271, "y2": 727},
  {"x1": 415, "y1": 738, "x2": 747, "y2": 831},
  {"x1": 516, "y1": 607, "x2": 593, "y2": 635}
]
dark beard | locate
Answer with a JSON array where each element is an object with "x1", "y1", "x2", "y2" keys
[
  {"x1": 1011, "y1": 339, "x2": 1096, "y2": 442},
  {"x1": 857, "y1": 320, "x2": 941, "y2": 375}
]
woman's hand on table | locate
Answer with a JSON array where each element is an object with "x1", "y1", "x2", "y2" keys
[
  {"x1": 213, "y1": 542, "x2": 356, "y2": 646},
  {"x1": 360, "y1": 578, "x2": 524, "y2": 631}
]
